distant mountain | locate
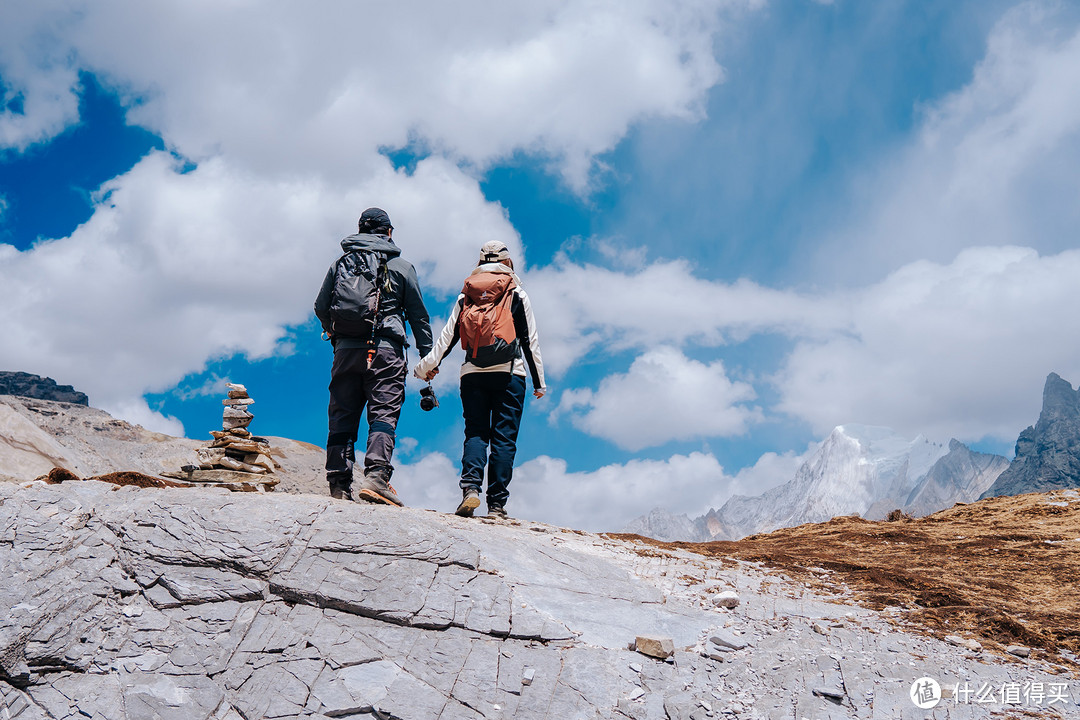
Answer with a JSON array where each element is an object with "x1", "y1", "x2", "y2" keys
[
  {"x1": 902, "y1": 439, "x2": 1009, "y2": 516},
  {"x1": 0, "y1": 371, "x2": 88, "y2": 405},
  {"x1": 711, "y1": 425, "x2": 949, "y2": 538},
  {"x1": 981, "y1": 372, "x2": 1080, "y2": 498},
  {"x1": 620, "y1": 508, "x2": 699, "y2": 542},
  {"x1": 626, "y1": 425, "x2": 1008, "y2": 542}
]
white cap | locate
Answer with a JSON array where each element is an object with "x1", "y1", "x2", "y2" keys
[{"x1": 478, "y1": 241, "x2": 512, "y2": 265}]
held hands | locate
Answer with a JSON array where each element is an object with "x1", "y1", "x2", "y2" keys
[
  {"x1": 412, "y1": 365, "x2": 437, "y2": 381},
  {"x1": 533, "y1": 389, "x2": 545, "y2": 399}
]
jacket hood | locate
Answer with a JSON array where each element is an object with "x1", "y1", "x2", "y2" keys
[
  {"x1": 471, "y1": 262, "x2": 522, "y2": 286},
  {"x1": 340, "y1": 233, "x2": 402, "y2": 257}
]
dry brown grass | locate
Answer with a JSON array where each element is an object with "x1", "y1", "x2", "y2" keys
[{"x1": 612, "y1": 490, "x2": 1080, "y2": 665}]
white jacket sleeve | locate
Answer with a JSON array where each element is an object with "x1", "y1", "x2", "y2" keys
[
  {"x1": 515, "y1": 287, "x2": 546, "y2": 392},
  {"x1": 412, "y1": 296, "x2": 463, "y2": 379}
]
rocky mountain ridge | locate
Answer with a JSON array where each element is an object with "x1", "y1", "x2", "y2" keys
[
  {"x1": 630, "y1": 371, "x2": 1080, "y2": 543},
  {"x1": 627, "y1": 427, "x2": 1008, "y2": 542},
  {"x1": 981, "y1": 372, "x2": 1080, "y2": 499},
  {"x1": 0, "y1": 372, "x2": 88, "y2": 406}
]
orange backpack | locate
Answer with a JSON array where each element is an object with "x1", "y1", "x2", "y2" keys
[{"x1": 459, "y1": 272, "x2": 520, "y2": 367}]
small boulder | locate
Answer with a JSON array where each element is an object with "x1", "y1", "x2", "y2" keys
[
  {"x1": 1006, "y1": 645, "x2": 1031, "y2": 658},
  {"x1": 634, "y1": 635, "x2": 675, "y2": 659},
  {"x1": 945, "y1": 635, "x2": 981, "y2": 652},
  {"x1": 711, "y1": 590, "x2": 740, "y2": 609}
]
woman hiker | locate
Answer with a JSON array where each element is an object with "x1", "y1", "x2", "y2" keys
[{"x1": 413, "y1": 241, "x2": 546, "y2": 518}]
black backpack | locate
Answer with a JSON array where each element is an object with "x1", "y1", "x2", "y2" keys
[{"x1": 328, "y1": 250, "x2": 391, "y2": 340}]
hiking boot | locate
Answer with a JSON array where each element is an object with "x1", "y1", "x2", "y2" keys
[
  {"x1": 455, "y1": 487, "x2": 481, "y2": 517},
  {"x1": 487, "y1": 504, "x2": 508, "y2": 519},
  {"x1": 357, "y1": 467, "x2": 403, "y2": 507},
  {"x1": 328, "y1": 477, "x2": 353, "y2": 501},
  {"x1": 329, "y1": 484, "x2": 354, "y2": 501}
]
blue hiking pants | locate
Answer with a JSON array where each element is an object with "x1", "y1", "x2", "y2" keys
[{"x1": 460, "y1": 372, "x2": 526, "y2": 508}]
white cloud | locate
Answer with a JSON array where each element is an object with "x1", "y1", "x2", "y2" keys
[
  {"x1": 553, "y1": 347, "x2": 761, "y2": 450},
  {"x1": 380, "y1": 434, "x2": 812, "y2": 533},
  {"x1": 508, "y1": 452, "x2": 731, "y2": 531},
  {"x1": 0, "y1": 151, "x2": 518, "y2": 418},
  {"x1": 775, "y1": 245, "x2": 1080, "y2": 441},
  {"x1": 728, "y1": 447, "x2": 814, "y2": 498},
  {"x1": 2, "y1": 0, "x2": 1077, "y2": 474},
  {"x1": 820, "y1": 1, "x2": 1080, "y2": 279},
  {"x1": 523, "y1": 257, "x2": 840, "y2": 374},
  {"x1": 376, "y1": 449, "x2": 760, "y2": 532},
  {"x1": 0, "y1": 1, "x2": 746, "y2": 188},
  {"x1": 527, "y1": 243, "x2": 1080, "y2": 446},
  {"x1": 388, "y1": 451, "x2": 462, "y2": 513},
  {"x1": 0, "y1": 1, "x2": 756, "y2": 428},
  {"x1": 511, "y1": 444, "x2": 808, "y2": 532},
  {"x1": 100, "y1": 397, "x2": 184, "y2": 437},
  {"x1": 0, "y1": 6, "x2": 80, "y2": 151}
]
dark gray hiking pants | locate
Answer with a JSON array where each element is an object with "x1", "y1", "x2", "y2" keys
[{"x1": 325, "y1": 343, "x2": 406, "y2": 487}]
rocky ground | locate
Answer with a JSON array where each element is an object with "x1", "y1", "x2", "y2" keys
[
  {"x1": 621, "y1": 489, "x2": 1080, "y2": 671},
  {"x1": 1, "y1": 477, "x2": 1078, "y2": 720},
  {"x1": 2, "y1": 395, "x2": 1078, "y2": 718}
]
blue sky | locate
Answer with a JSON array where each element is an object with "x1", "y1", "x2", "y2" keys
[{"x1": 2, "y1": 1, "x2": 1080, "y2": 530}]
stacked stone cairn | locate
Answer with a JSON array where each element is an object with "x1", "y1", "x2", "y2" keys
[{"x1": 167, "y1": 383, "x2": 280, "y2": 491}]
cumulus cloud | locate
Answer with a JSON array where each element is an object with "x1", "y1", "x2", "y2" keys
[
  {"x1": 510, "y1": 445, "x2": 808, "y2": 532},
  {"x1": 0, "y1": 6, "x2": 80, "y2": 151},
  {"x1": 820, "y1": 1, "x2": 1080, "y2": 279},
  {"x1": 0, "y1": 2, "x2": 744, "y2": 187},
  {"x1": 775, "y1": 246, "x2": 1080, "y2": 440},
  {"x1": 513, "y1": 453, "x2": 731, "y2": 531},
  {"x1": 2, "y1": 0, "x2": 1077, "y2": 474},
  {"x1": 527, "y1": 242, "x2": 1080, "y2": 446},
  {"x1": 0, "y1": 151, "x2": 517, "y2": 420},
  {"x1": 522, "y1": 258, "x2": 841, "y2": 373},
  {"x1": 100, "y1": 397, "x2": 184, "y2": 437},
  {"x1": 370, "y1": 450, "x2": 738, "y2": 532},
  {"x1": 0, "y1": 1, "x2": 754, "y2": 429},
  {"x1": 390, "y1": 438, "x2": 812, "y2": 532},
  {"x1": 552, "y1": 347, "x2": 761, "y2": 450},
  {"x1": 387, "y1": 452, "x2": 462, "y2": 513}
]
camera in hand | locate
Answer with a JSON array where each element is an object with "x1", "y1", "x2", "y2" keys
[{"x1": 419, "y1": 385, "x2": 439, "y2": 411}]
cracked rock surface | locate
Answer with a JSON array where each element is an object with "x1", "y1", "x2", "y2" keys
[{"x1": 1, "y1": 480, "x2": 1074, "y2": 719}]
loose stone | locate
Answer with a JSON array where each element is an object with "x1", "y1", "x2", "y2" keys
[
  {"x1": 709, "y1": 631, "x2": 747, "y2": 651},
  {"x1": 945, "y1": 635, "x2": 981, "y2": 652},
  {"x1": 634, "y1": 635, "x2": 675, "y2": 659},
  {"x1": 711, "y1": 590, "x2": 740, "y2": 609},
  {"x1": 813, "y1": 686, "x2": 845, "y2": 701}
]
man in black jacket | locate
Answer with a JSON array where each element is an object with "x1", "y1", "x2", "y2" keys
[{"x1": 314, "y1": 208, "x2": 433, "y2": 506}]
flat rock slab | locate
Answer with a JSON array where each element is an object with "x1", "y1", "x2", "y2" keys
[{"x1": 0, "y1": 481, "x2": 1067, "y2": 719}]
